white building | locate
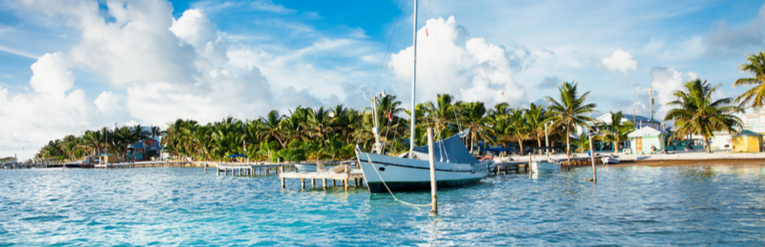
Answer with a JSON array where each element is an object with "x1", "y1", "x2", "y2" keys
[{"x1": 577, "y1": 113, "x2": 664, "y2": 137}]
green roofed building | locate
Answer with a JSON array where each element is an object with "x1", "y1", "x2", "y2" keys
[{"x1": 627, "y1": 127, "x2": 667, "y2": 154}]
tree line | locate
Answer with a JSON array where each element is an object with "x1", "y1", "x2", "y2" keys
[{"x1": 35, "y1": 51, "x2": 765, "y2": 160}]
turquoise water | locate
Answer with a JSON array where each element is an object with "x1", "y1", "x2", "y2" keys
[{"x1": 1, "y1": 164, "x2": 765, "y2": 246}]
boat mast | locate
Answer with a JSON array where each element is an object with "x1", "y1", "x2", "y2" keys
[{"x1": 409, "y1": 0, "x2": 418, "y2": 158}]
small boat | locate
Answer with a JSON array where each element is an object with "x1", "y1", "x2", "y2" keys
[
  {"x1": 635, "y1": 156, "x2": 649, "y2": 161},
  {"x1": 294, "y1": 163, "x2": 317, "y2": 173},
  {"x1": 530, "y1": 160, "x2": 561, "y2": 174},
  {"x1": 601, "y1": 155, "x2": 620, "y2": 165},
  {"x1": 64, "y1": 163, "x2": 95, "y2": 168}
]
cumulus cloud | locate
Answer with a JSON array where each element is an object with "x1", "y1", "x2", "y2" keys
[
  {"x1": 388, "y1": 16, "x2": 529, "y2": 107},
  {"x1": 0, "y1": 0, "x2": 292, "y2": 158},
  {"x1": 644, "y1": 66, "x2": 697, "y2": 118},
  {"x1": 601, "y1": 50, "x2": 638, "y2": 75},
  {"x1": 0, "y1": 52, "x2": 101, "y2": 154}
]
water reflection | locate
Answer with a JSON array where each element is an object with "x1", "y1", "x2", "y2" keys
[{"x1": 1, "y1": 165, "x2": 765, "y2": 245}]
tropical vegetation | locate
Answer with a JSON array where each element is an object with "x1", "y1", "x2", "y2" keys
[
  {"x1": 35, "y1": 86, "x2": 598, "y2": 162},
  {"x1": 34, "y1": 50, "x2": 765, "y2": 161},
  {"x1": 545, "y1": 81, "x2": 597, "y2": 157},
  {"x1": 597, "y1": 111, "x2": 636, "y2": 154},
  {"x1": 664, "y1": 79, "x2": 742, "y2": 153},
  {"x1": 733, "y1": 51, "x2": 765, "y2": 108}
]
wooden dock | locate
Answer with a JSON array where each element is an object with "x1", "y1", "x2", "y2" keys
[
  {"x1": 278, "y1": 164, "x2": 364, "y2": 190},
  {"x1": 490, "y1": 156, "x2": 609, "y2": 174},
  {"x1": 494, "y1": 162, "x2": 528, "y2": 175},
  {"x1": 211, "y1": 163, "x2": 291, "y2": 176},
  {"x1": 94, "y1": 161, "x2": 187, "y2": 168}
]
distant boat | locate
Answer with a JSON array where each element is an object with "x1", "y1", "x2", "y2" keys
[
  {"x1": 635, "y1": 156, "x2": 649, "y2": 161},
  {"x1": 601, "y1": 155, "x2": 620, "y2": 164},
  {"x1": 530, "y1": 159, "x2": 561, "y2": 174},
  {"x1": 65, "y1": 158, "x2": 95, "y2": 168},
  {"x1": 64, "y1": 163, "x2": 94, "y2": 168},
  {"x1": 294, "y1": 163, "x2": 317, "y2": 173},
  {"x1": 529, "y1": 146, "x2": 561, "y2": 174}
]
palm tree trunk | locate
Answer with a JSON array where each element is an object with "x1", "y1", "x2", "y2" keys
[
  {"x1": 565, "y1": 123, "x2": 571, "y2": 156},
  {"x1": 469, "y1": 133, "x2": 473, "y2": 155},
  {"x1": 518, "y1": 139, "x2": 524, "y2": 156},
  {"x1": 537, "y1": 138, "x2": 542, "y2": 155},
  {"x1": 614, "y1": 140, "x2": 619, "y2": 154},
  {"x1": 704, "y1": 136, "x2": 712, "y2": 153}
]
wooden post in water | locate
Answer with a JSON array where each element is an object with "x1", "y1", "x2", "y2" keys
[
  {"x1": 344, "y1": 164, "x2": 349, "y2": 191},
  {"x1": 280, "y1": 166, "x2": 285, "y2": 188},
  {"x1": 427, "y1": 127, "x2": 438, "y2": 214},
  {"x1": 589, "y1": 134, "x2": 597, "y2": 183},
  {"x1": 323, "y1": 178, "x2": 327, "y2": 190}
]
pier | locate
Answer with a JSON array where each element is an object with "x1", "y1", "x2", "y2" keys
[
  {"x1": 211, "y1": 163, "x2": 291, "y2": 176},
  {"x1": 94, "y1": 161, "x2": 187, "y2": 168},
  {"x1": 278, "y1": 163, "x2": 364, "y2": 190}
]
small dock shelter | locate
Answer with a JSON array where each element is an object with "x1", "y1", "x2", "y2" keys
[
  {"x1": 732, "y1": 130, "x2": 763, "y2": 153},
  {"x1": 628, "y1": 127, "x2": 667, "y2": 154}
]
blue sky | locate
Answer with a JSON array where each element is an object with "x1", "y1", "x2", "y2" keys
[{"x1": 0, "y1": 0, "x2": 764, "y2": 159}]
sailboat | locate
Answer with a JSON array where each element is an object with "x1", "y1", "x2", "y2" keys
[{"x1": 355, "y1": 0, "x2": 489, "y2": 193}]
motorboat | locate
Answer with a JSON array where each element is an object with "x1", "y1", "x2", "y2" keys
[
  {"x1": 294, "y1": 163, "x2": 317, "y2": 173},
  {"x1": 530, "y1": 159, "x2": 561, "y2": 174},
  {"x1": 601, "y1": 155, "x2": 620, "y2": 165}
]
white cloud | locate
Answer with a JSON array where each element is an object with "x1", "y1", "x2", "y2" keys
[
  {"x1": 0, "y1": 1, "x2": 296, "y2": 158},
  {"x1": 0, "y1": 52, "x2": 102, "y2": 156},
  {"x1": 170, "y1": 9, "x2": 228, "y2": 65},
  {"x1": 28, "y1": 53, "x2": 74, "y2": 97},
  {"x1": 601, "y1": 49, "x2": 638, "y2": 75},
  {"x1": 647, "y1": 66, "x2": 696, "y2": 118},
  {"x1": 388, "y1": 16, "x2": 529, "y2": 107}
]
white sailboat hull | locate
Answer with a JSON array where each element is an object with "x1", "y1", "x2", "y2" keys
[
  {"x1": 356, "y1": 151, "x2": 489, "y2": 193},
  {"x1": 530, "y1": 161, "x2": 561, "y2": 174}
]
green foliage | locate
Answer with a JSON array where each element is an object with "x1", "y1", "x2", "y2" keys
[
  {"x1": 545, "y1": 81, "x2": 597, "y2": 156},
  {"x1": 733, "y1": 51, "x2": 765, "y2": 108},
  {"x1": 597, "y1": 111, "x2": 636, "y2": 154},
  {"x1": 664, "y1": 79, "x2": 742, "y2": 153}
]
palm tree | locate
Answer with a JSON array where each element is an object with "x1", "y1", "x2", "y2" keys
[
  {"x1": 424, "y1": 94, "x2": 458, "y2": 137},
  {"x1": 457, "y1": 101, "x2": 493, "y2": 154},
  {"x1": 545, "y1": 81, "x2": 597, "y2": 157},
  {"x1": 307, "y1": 106, "x2": 333, "y2": 141},
  {"x1": 733, "y1": 51, "x2": 765, "y2": 108},
  {"x1": 597, "y1": 111, "x2": 635, "y2": 154},
  {"x1": 573, "y1": 133, "x2": 590, "y2": 153},
  {"x1": 665, "y1": 79, "x2": 742, "y2": 153},
  {"x1": 503, "y1": 107, "x2": 531, "y2": 155},
  {"x1": 260, "y1": 110, "x2": 285, "y2": 148},
  {"x1": 525, "y1": 103, "x2": 550, "y2": 154},
  {"x1": 150, "y1": 125, "x2": 163, "y2": 141}
]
